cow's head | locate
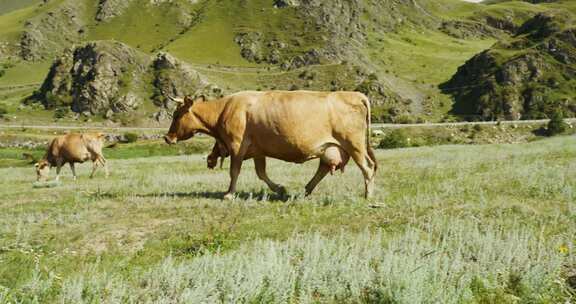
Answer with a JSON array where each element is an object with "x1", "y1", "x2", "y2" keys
[
  {"x1": 164, "y1": 95, "x2": 206, "y2": 145},
  {"x1": 34, "y1": 160, "x2": 50, "y2": 182}
]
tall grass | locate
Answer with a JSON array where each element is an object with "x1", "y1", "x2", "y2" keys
[{"x1": 25, "y1": 218, "x2": 576, "y2": 303}]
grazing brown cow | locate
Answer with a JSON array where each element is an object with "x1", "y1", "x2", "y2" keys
[
  {"x1": 207, "y1": 141, "x2": 229, "y2": 170},
  {"x1": 35, "y1": 133, "x2": 109, "y2": 182},
  {"x1": 165, "y1": 91, "x2": 377, "y2": 199}
]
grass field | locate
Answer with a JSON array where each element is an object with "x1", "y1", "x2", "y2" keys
[{"x1": 0, "y1": 135, "x2": 575, "y2": 302}]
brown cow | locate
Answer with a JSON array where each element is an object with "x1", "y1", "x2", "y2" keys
[
  {"x1": 207, "y1": 141, "x2": 228, "y2": 170},
  {"x1": 35, "y1": 133, "x2": 109, "y2": 182},
  {"x1": 165, "y1": 91, "x2": 377, "y2": 199}
]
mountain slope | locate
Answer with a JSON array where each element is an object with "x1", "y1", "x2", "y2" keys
[
  {"x1": 0, "y1": 0, "x2": 574, "y2": 125},
  {"x1": 443, "y1": 8, "x2": 576, "y2": 120}
]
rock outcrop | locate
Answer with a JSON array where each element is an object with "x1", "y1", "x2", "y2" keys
[
  {"x1": 20, "y1": 0, "x2": 87, "y2": 61},
  {"x1": 36, "y1": 41, "x2": 150, "y2": 115},
  {"x1": 237, "y1": 0, "x2": 440, "y2": 69},
  {"x1": 151, "y1": 52, "x2": 213, "y2": 111},
  {"x1": 95, "y1": 0, "x2": 135, "y2": 22},
  {"x1": 32, "y1": 41, "x2": 214, "y2": 121},
  {"x1": 442, "y1": 12, "x2": 576, "y2": 120}
]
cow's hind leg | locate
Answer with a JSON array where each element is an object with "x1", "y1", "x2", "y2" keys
[
  {"x1": 305, "y1": 161, "x2": 331, "y2": 197},
  {"x1": 254, "y1": 157, "x2": 286, "y2": 194},
  {"x1": 344, "y1": 146, "x2": 376, "y2": 199}
]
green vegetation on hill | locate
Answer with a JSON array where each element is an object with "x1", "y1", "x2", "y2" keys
[
  {"x1": 443, "y1": 9, "x2": 576, "y2": 120},
  {"x1": 0, "y1": 0, "x2": 40, "y2": 16}
]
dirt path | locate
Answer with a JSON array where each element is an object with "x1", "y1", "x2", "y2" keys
[{"x1": 1, "y1": 119, "x2": 573, "y2": 133}]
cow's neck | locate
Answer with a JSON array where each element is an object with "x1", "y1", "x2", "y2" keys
[{"x1": 192, "y1": 100, "x2": 226, "y2": 137}]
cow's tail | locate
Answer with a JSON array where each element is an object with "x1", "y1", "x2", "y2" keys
[{"x1": 361, "y1": 94, "x2": 377, "y2": 172}]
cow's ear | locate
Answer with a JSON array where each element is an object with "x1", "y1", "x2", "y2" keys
[
  {"x1": 34, "y1": 162, "x2": 39, "y2": 168},
  {"x1": 183, "y1": 96, "x2": 195, "y2": 105},
  {"x1": 196, "y1": 95, "x2": 206, "y2": 102}
]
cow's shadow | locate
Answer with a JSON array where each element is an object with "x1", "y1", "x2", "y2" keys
[{"x1": 138, "y1": 190, "x2": 294, "y2": 202}]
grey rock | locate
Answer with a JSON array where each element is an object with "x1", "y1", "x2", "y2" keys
[
  {"x1": 20, "y1": 0, "x2": 86, "y2": 61},
  {"x1": 96, "y1": 0, "x2": 135, "y2": 22},
  {"x1": 36, "y1": 41, "x2": 150, "y2": 116}
]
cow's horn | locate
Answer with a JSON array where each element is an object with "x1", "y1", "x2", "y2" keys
[{"x1": 168, "y1": 95, "x2": 185, "y2": 104}]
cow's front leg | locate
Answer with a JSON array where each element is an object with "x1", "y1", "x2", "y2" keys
[
  {"x1": 305, "y1": 161, "x2": 331, "y2": 196},
  {"x1": 89, "y1": 160, "x2": 99, "y2": 179},
  {"x1": 69, "y1": 162, "x2": 77, "y2": 181},
  {"x1": 223, "y1": 140, "x2": 250, "y2": 200},
  {"x1": 55, "y1": 158, "x2": 64, "y2": 181},
  {"x1": 254, "y1": 157, "x2": 286, "y2": 194},
  {"x1": 99, "y1": 155, "x2": 109, "y2": 178},
  {"x1": 224, "y1": 155, "x2": 243, "y2": 200}
]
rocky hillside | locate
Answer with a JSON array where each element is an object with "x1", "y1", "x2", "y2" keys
[
  {"x1": 28, "y1": 40, "x2": 218, "y2": 122},
  {"x1": 443, "y1": 9, "x2": 576, "y2": 120},
  {"x1": 0, "y1": 0, "x2": 574, "y2": 125}
]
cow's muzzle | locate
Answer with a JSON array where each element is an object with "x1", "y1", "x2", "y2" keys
[{"x1": 164, "y1": 135, "x2": 177, "y2": 145}]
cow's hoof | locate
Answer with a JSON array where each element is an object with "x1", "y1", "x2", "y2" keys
[
  {"x1": 274, "y1": 186, "x2": 287, "y2": 195},
  {"x1": 223, "y1": 193, "x2": 236, "y2": 200}
]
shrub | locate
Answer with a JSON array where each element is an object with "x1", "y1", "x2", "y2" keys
[
  {"x1": 114, "y1": 112, "x2": 143, "y2": 126},
  {"x1": 546, "y1": 110, "x2": 567, "y2": 136},
  {"x1": 123, "y1": 132, "x2": 139, "y2": 143},
  {"x1": 53, "y1": 107, "x2": 70, "y2": 119},
  {"x1": 394, "y1": 114, "x2": 416, "y2": 124},
  {"x1": 378, "y1": 130, "x2": 410, "y2": 149},
  {"x1": 44, "y1": 92, "x2": 73, "y2": 109},
  {"x1": 0, "y1": 104, "x2": 7, "y2": 118}
]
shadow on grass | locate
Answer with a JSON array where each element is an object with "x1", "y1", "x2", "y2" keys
[
  {"x1": 90, "y1": 189, "x2": 294, "y2": 202},
  {"x1": 149, "y1": 190, "x2": 294, "y2": 202}
]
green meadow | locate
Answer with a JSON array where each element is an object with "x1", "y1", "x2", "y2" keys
[{"x1": 0, "y1": 135, "x2": 574, "y2": 303}]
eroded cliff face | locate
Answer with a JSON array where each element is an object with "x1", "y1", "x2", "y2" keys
[
  {"x1": 33, "y1": 41, "x2": 214, "y2": 121},
  {"x1": 237, "y1": 0, "x2": 441, "y2": 69},
  {"x1": 36, "y1": 41, "x2": 150, "y2": 115},
  {"x1": 151, "y1": 52, "x2": 221, "y2": 118},
  {"x1": 95, "y1": 0, "x2": 135, "y2": 22},
  {"x1": 20, "y1": 0, "x2": 87, "y2": 61},
  {"x1": 443, "y1": 12, "x2": 576, "y2": 120}
]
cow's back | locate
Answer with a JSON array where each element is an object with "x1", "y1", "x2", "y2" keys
[
  {"x1": 46, "y1": 134, "x2": 91, "y2": 164},
  {"x1": 223, "y1": 91, "x2": 368, "y2": 162}
]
